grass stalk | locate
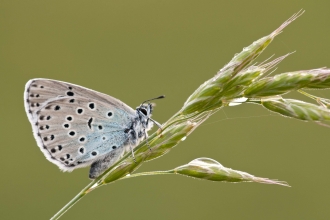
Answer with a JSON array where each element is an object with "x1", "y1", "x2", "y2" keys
[{"x1": 50, "y1": 10, "x2": 330, "y2": 219}]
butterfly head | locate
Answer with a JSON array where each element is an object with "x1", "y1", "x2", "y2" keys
[
  {"x1": 136, "y1": 103, "x2": 153, "y2": 130},
  {"x1": 136, "y1": 95, "x2": 165, "y2": 130},
  {"x1": 137, "y1": 103, "x2": 153, "y2": 117}
]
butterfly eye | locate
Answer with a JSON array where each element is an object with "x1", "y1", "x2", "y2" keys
[{"x1": 140, "y1": 108, "x2": 147, "y2": 116}]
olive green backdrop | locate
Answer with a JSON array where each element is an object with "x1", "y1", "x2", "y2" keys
[{"x1": 1, "y1": 1, "x2": 330, "y2": 219}]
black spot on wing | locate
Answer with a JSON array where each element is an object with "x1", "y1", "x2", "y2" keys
[
  {"x1": 87, "y1": 118, "x2": 93, "y2": 129},
  {"x1": 88, "y1": 103, "x2": 95, "y2": 109},
  {"x1": 77, "y1": 108, "x2": 83, "y2": 114}
]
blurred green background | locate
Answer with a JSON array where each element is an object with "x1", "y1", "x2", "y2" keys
[{"x1": 1, "y1": 1, "x2": 330, "y2": 219}]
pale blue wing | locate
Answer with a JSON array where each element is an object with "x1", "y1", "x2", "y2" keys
[{"x1": 24, "y1": 79, "x2": 137, "y2": 171}]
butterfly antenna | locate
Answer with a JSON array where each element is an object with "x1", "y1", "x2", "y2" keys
[{"x1": 140, "y1": 95, "x2": 165, "y2": 107}]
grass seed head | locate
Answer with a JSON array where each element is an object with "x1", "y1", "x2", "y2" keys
[{"x1": 262, "y1": 98, "x2": 330, "y2": 121}]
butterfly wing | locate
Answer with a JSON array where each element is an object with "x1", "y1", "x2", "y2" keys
[{"x1": 24, "y1": 79, "x2": 137, "y2": 171}]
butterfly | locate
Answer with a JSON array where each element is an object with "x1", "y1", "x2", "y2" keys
[{"x1": 24, "y1": 79, "x2": 163, "y2": 179}]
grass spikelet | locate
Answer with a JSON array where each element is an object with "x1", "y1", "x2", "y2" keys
[
  {"x1": 244, "y1": 68, "x2": 330, "y2": 98},
  {"x1": 261, "y1": 98, "x2": 330, "y2": 121},
  {"x1": 172, "y1": 158, "x2": 290, "y2": 186}
]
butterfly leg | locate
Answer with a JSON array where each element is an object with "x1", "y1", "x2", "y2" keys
[
  {"x1": 143, "y1": 129, "x2": 152, "y2": 152},
  {"x1": 142, "y1": 119, "x2": 152, "y2": 152},
  {"x1": 148, "y1": 118, "x2": 163, "y2": 131},
  {"x1": 129, "y1": 140, "x2": 136, "y2": 163}
]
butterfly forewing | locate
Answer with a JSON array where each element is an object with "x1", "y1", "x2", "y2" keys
[{"x1": 24, "y1": 79, "x2": 137, "y2": 171}]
